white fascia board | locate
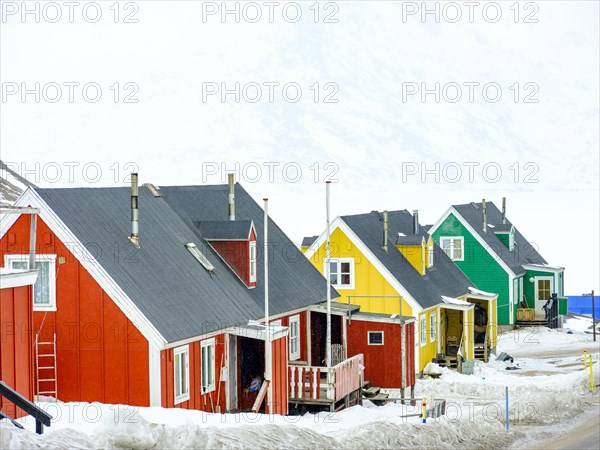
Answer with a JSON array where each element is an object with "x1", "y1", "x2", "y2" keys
[
  {"x1": 0, "y1": 269, "x2": 38, "y2": 289},
  {"x1": 429, "y1": 206, "x2": 517, "y2": 278},
  {"x1": 303, "y1": 217, "x2": 422, "y2": 314},
  {"x1": 148, "y1": 343, "x2": 162, "y2": 406},
  {"x1": 7, "y1": 188, "x2": 167, "y2": 349},
  {"x1": 522, "y1": 264, "x2": 564, "y2": 273}
]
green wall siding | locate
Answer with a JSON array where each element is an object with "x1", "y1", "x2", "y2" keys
[
  {"x1": 433, "y1": 213, "x2": 512, "y2": 324},
  {"x1": 496, "y1": 233, "x2": 510, "y2": 248},
  {"x1": 523, "y1": 269, "x2": 565, "y2": 309}
]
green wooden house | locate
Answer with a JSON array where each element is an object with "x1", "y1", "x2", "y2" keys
[{"x1": 428, "y1": 199, "x2": 566, "y2": 326}]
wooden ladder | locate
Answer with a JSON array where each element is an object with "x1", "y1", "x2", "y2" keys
[{"x1": 36, "y1": 334, "x2": 57, "y2": 399}]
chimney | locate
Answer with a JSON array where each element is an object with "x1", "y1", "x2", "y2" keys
[
  {"x1": 482, "y1": 198, "x2": 487, "y2": 233},
  {"x1": 129, "y1": 173, "x2": 139, "y2": 248},
  {"x1": 502, "y1": 197, "x2": 506, "y2": 224},
  {"x1": 228, "y1": 173, "x2": 235, "y2": 221},
  {"x1": 413, "y1": 209, "x2": 419, "y2": 234},
  {"x1": 382, "y1": 210, "x2": 388, "y2": 252}
]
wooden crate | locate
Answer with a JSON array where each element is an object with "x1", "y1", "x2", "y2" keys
[{"x1": 517, "y1": 308, "x2": 536, "y2": 321}]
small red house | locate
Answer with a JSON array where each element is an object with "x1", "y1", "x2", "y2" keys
[
  {"x1": 0, "y1": 180, "x2": 335, "y2": 415},
  {"x1": 0, "y1": 267, "x2": 37, "y2": 419}
]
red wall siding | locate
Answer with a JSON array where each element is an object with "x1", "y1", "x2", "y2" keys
[
  {"x1": 1, "y1": 215, "x2": 150, "y2": 405},
  {"x1": 0, "y1": 284, "x2": 34, "y2": 419},
  {"x1": 269, "y1": 336, "x2": 288, "y2": 415},
  {"x1": 209, "y1": 239, "x2": 255, "y2": 288},
  {"x1": 160, "y1": 335, "x2": 227, "y2": 412},
  {"x1": 270, "y1": 310, "x2": 308, "y2": 363},
  {"x1": 347, "y1": 319, "x2": 415, "y2": 389}
]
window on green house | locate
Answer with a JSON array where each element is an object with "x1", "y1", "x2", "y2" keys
[{"x1": 440, "y1": 237, "x2": 464, "y2": 261}]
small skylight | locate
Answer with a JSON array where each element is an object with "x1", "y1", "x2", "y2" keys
[{"x1": 185, "y1": 243, "x2": 215, "y2": 272}]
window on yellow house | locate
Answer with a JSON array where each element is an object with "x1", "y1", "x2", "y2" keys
[
  {"x1": 420, "y1": 315, "x2": 427, "y2": 345},
  {"x1": 325, "y1": 258, "x2": 354, "y2": 289},
  {"x1": 430, "y1": 312, "x2": 436, "y2": 342}
]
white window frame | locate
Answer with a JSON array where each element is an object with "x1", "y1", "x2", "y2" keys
[
  {"x1": 288, "y1": 315, "x2": 301, "y2": 361},
  {"x1": 535, "y1": 277, "x2": 553, "y2": 301},
  {"x1": 440, "y1": 236, "x2": 464, "y2": 261},
  {"x1": 201, "y1": 338, "x2": 216, "y2": 394},
  {"x1": 5, "y1": 254, "x2": 57, "y2": 311},
  {"x1": 509, "y1": 228, "x2": 515, "y2": 251},
  {"x1": 325, "y1": 258, "x2": 355, "y2": 289},
  {"x1": 367, "y1": 331, "x2": 384, "y2": 346},
  {"x1": 420, "y1": 315, "x2": 427, "y2": 346},
  {"x1": 430, "y1": 312, "x2": 436, "y2": 342},
  {"x1": 427, "y1": 243, "x2": 434, "y2": 268},
  {"x1": 249, "y1": 241, "x2": 257, "y2": 283},
  {"x1": 173, "y1": 345, "x2": 190, "y2": 404}
]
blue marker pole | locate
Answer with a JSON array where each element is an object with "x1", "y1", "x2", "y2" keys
[{"x1": 505, "y1": 386, "x2": 509, "y2": 430}]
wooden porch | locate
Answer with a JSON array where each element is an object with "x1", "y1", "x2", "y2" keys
[{"x1": 288, "y1": 354, "x2": 363, "y2": 412}]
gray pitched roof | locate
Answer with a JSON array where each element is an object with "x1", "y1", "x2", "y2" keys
[
  {"x1": 341, "y1": 210, "x2": 473, "y2": 310},
  {"x1": 453, "y1": 202, "x2": 546, "y2": 274},
  {"x1": 197, "y1": 220, "x2": 253, "y2": 240},
  {"x1": 36, "y1": 184, "x2": 335, "y2": 344},
  {"x1": 160, "y1": 183, "x2": 338, "y2": 319},
  {"x1": 302, "y1": 236, "x2": 318, "y2": 247},
  {"x1": 395, "y1": 234, "x2": 427, "y2": 245}
]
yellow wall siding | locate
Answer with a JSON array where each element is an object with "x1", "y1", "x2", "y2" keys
[
  {"x1": 418, "y1": 308, "x2": 438, "y2": 373},
  {"x1": 396, "y1": 245, "x2": 424, "y2": 275},
  {"x1": 307, "y1": 227, "x2": 413, "y2": 316}
]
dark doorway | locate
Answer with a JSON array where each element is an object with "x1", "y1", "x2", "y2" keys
[
  {"x1": 310, "y1": 312, "x2": 343, "y2": 366},
  {"x1": 239, "y1": 337, "x2": 265, "y2": 412}
]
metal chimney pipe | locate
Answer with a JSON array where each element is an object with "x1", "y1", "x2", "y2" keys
[
  {"x1": 228, "y1": 173, "x2": 235, "y2": 221},
  {"x1": 502, "y1": 197, "x2": 506, "y2": 224},
  {"x1": 263, "y1": 197, "x2": 272, "y2": 410},
  {"x1": 413, "y1": 209, "x2": 419, "y2": 234},
  {"x1": 482, "y1": 198, "x2": 487, "y2": 233},
  {"x1": 383, "y1": 210, "x2": 389, "y2": 252},
  {"x1": 129, "y1": 173, "x2": 139, "y2": 247}
]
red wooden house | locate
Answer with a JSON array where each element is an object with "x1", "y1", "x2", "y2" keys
[
  {"x1": 0, "y1": 267, "x2": 37, "y2": 419},
  {"x1": 0, "y1": 179, "x2": 339, "y2": 415}
]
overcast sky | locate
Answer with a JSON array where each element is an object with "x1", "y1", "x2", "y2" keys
[{"x1": 1, "y1": 1, "x2": 598, "y2": 294}]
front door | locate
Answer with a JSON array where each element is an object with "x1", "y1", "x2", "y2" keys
[{"x1": 534, "y1": 277, "x2": 554, "y2": 316}]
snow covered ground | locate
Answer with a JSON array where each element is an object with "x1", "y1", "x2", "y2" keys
[{"x1": 2, "y1": 320, "x2": 599, "y2": 449}]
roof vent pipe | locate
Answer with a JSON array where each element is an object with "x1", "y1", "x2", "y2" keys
[
  {"x1": 382, "y1": 210, "x2": 389, "y2": 252},
  {"x1": 228, "y1": 173, "x2": 235, "y2": 221},
  {"x1": 413, "y1": 209, "x2": 419, "y2": 234},
  {"x1": 502, "y1": 197, "x2": 506, "y2": 224},
  {"x1": 482, "y1": 198, "x2": 487, "y2": 233},
  {"x1": 129, "y1": 173, "x2": 139, "y2": 248}
]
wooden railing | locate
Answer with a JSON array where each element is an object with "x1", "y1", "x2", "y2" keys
[
  {"x1": 289, "y1": 354, "x2": 363, "y2": 402},
  {"x1": 0, "y1": 382, "x2": 52, "y2": 434}
]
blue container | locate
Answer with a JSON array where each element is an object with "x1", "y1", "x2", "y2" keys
[{"x1": 567, "y1": 295, "x2": 600, "y2": 319}]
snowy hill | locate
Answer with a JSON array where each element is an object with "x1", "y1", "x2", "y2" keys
[{"x1": 0, "y1": 160, "x2": 36, "y2": 206}]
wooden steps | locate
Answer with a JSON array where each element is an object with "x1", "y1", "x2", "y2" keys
[
  {"x1": 474, "y1": 346, "x2": 489, "y2": 363},
  {"x1": 436, "y1": 356, "x2": 458, "y2": 369},
  {"x1": 362, "y1": 384, "x2": 389, "y2": 405}
]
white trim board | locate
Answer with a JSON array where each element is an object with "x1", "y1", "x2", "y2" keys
[
  {"x1": 0, "y1": 269, "x2": 38, "y2": 289},
  {"x1": 2, "y1": 187, "x2": 167, "y2": 349},
  {"x1": 428, "y1": 206, "x2": 517, "y2": 278},
  {"x1": 303, "y1": 217, "x2": 423, "y2": 314}
]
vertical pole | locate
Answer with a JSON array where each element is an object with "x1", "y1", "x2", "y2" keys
[
  {"x1": 505, "y1": 386, "x2": 509, "y2": 430},
  {"x1": 263, "y1": 198, "x2": 272, "y2": 412},
  {"x1": 592, "y1": 290, "x2": 596, "y2": 342},
  {"x1": 421, "y1": 397, "x2": 426, "y2": 423},
  {"x1": 29, "y1": 213, "x2": 37, "y2": 270},
  {"x1": 590, "y1": 355, "x2": 594, "y2": 394},
  {"x1": 325, "y1": 181, "x2": 332, "y2": 368}
]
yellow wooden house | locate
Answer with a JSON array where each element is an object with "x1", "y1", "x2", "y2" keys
[{"x1": 302, "y1": 210, "x2": 498, "y2": 374}]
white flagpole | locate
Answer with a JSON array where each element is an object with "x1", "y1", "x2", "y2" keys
[
  {"x1": 325, "y1": 181, "x2": 332, "y2": 368},
  {"x1": 263, "y1": 198, "x2": 272, "y2": 412}
]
